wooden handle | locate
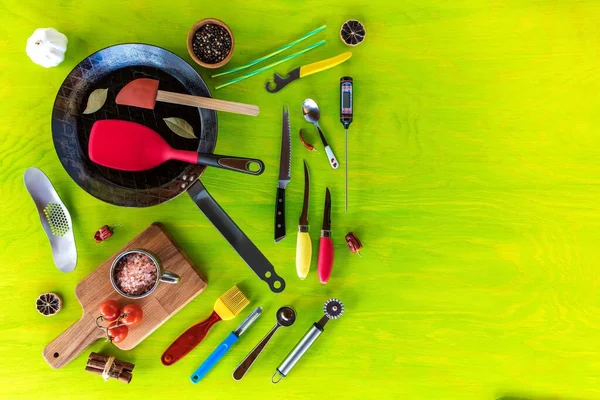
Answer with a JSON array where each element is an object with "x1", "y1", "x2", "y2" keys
[
  {"x1": 43, "y1": 313, "x2": 105, "y2": 369},
  {"x1": 156, "y1": 90, "x2": 259, "y2": 116},
  {"x1": 161, "y1": 310, "x2": 222, "y2": 366},
  {"x1": 296, "y1": 230, "x2": 312, "y2": 279}
]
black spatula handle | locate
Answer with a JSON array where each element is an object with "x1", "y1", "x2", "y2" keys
[
  {"x1": 197, "y1": 154, "x2": 264, "y2": 175},
  {"x1": 188, "y1": 180, "x2": 286, "y2": 293}
]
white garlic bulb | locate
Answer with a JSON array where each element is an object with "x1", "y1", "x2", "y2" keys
[{"x1": 26, "y1": 28, "x2": 68, "y2": 68}]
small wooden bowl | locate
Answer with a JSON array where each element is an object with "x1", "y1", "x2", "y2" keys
[{"x1": 187, "y1": 18, "x2": 234, "y2": 69}]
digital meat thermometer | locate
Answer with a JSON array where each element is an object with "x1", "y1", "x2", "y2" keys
[{"x1": 340, "y1": 77, "x2": 353, "y2": 212}]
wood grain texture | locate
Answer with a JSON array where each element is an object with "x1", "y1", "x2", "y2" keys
[
  {"x1": 43, "y1": 223, "x2": 206, "y2": 368},
  {"x1": 1, "y1": 0, "x2": 600, "y2": 399},
  {"x1": 157, "y1": 90, "x2": 260, "y2": 116}
]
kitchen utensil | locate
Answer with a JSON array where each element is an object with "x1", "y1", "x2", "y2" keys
[
  {"x1": 51, "y1": 44, "x2": 285, "y2": 293},
  {"x1": 161, "y1": 285, "x2": 249, "y2": 366},
  {"x1": 317, "y1": 188, "x2": 334, "y2": 284},
  {"x1": 215, "y1": 41, "x2": 326, "y2": 90},
  {"x1": 109, "y1": 249, "x2": 180, "y2": 299},
  {"x1": 302, "y1": 99, "x2": 339, "y2": 169},
  {"x1": 233, "y1": 306, "x2": 297, "y2": 381},
  {"x1": 265, "y1": 52, "x2": 352, "y2": 93},
  {"x1": 43, "y1": 223, "x2": 207, "y2": 368},
  {"x1": 345, "y1": 232, "x2": 363, "y2": 256},
  {"x1": 89, "y1": 120, "x2": 265, "y2": 175},
  {"x1": 191, "y1": 307, "x2": 262, "y2": 383},
  {"x1": 340, "y1": 77, "x2": 354, "y2": 212},
  {"x1": 24, "y1": 167, "x2": 76, "y2": 273},
  {"x1": 213, "y1": 25, "x2": 326, "y2": 78},
  {"x1": 116, "y1": 78, "x2": 258, "y2": 116},
  {"x1": 275, "y1": 105, "x2": 291, "y2": 242},
  {"x1": 272, "y1": 299, "x2": 344, "y2": 383},
  {"x1": 187, "y1": 18, "x2": 234, "y2": 69},
  {"x1": 296, "y1": 160, "x2": 312, "y2": 279}
]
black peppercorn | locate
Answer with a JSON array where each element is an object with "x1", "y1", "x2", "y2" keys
[{"x1": 192, "y1": 23, "x2": 232, "y2": 64}]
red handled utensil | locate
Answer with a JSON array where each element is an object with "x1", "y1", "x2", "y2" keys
[
  {"x1": 89, "y1": 120, "x2": 264, "y2": 175},
  {"x1": 116, "y1": 78, "x2": 260, "y2": 116},
  {"x1": 161, "y1": 285, "x2": 249, "y2": 366},
  {"x1": 317, "y1": 188, "x2": 334, "y2": 284}
]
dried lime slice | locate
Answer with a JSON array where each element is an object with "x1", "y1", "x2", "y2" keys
[
  {"x1": 36, "y1": 292, "x2": 62, "y2": 316},
  {"x1": 340, "y1": 20, "x2": 366, "y2": 46}
]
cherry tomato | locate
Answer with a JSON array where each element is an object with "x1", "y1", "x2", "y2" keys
[
  {"x1": 121, "y1": 304, "x2": 143, "y2": 327},
  {"x1": 99, "y1": 300, "x2": 121, "y2": 322},
  {"x1": 107, "y1": 321, "x2": 129, "y2": 343}
]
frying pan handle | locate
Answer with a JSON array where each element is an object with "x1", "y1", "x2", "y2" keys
[
  {"x1": 187, "y1": 181, "x2": 286, "y2": 293},
  {"x1": 197, "y1": 154, "x2": 265, "y2": 175}
]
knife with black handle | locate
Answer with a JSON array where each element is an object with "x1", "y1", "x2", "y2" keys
[{"x1": 275, "y1": 105, "x2": 291, "y2": 242}]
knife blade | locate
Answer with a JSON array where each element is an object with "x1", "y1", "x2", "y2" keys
[
  {"x1": 275, "y1": 105, "x2": 291, "y2": 242},
  {"x1": 318, "y1": 188, "x2": 334, "y2": 284},
  {"x1": 296, "y1": 160, "x2": 311, "y2": 279}
]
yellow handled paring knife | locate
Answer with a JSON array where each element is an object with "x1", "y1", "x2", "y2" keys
[
  {"x1": 296, "y1": 160, "x2": 311, "y2": 279},
  {"x1": 266, "y1": 52, "x2": 352, "y2": 93}
]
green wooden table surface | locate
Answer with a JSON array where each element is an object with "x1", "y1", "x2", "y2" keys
[{"x1": 2, "y1": 1, "x2": 600, "y2": 399}]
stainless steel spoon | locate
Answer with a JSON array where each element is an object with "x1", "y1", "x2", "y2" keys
[
  {"x1": 232, "y1": 306, "x2": 297, "y2": 380},
  {"x1": 302, "y1": 99, "x2": 339, "y2": 169}
]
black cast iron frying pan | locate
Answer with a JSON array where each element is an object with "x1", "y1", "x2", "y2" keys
[{"x1": 51, "y1": 44, "x2": 285, "y2": 293}]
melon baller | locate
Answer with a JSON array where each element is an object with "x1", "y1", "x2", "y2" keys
[{"x1": 272, "y1": 299, "x2": 344, "y2": 383}]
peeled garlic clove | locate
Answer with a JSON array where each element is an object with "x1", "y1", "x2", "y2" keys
[{"x1": 26, "y1": 28, "x2": 68, "y2": 68}]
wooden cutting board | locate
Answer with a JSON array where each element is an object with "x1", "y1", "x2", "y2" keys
[{"x1": 43, "y1": 223, "x2": 207, "y2": 369}]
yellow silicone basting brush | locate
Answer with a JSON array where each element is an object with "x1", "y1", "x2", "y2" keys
[{"x1": 161, "y1": 285, "x2": 250, "y2": 365}]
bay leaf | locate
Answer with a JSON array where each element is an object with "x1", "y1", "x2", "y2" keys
[
  {"x1": 163, "y1": 117, "x2": 197, "y2": 139},
  {"x1": 82, "y1": 88, "x2": 108, "y2": 114}
]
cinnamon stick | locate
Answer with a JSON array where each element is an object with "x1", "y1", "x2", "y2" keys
[
  {"x1": 87, "y1": 355, "x2": 134, "y2": 372},
  {"x1": 93, "y1": 353, "x2": 134, "y2": 371},
  {"x1": 119, "y1": 371, "x2": 133, "y2": 384},
  {"x1": 85, "y1": 352, "x2": 134, "y2": 384},
  {"x1": 88, "y1": 352, "x2": 105, "y2": 362},
  {"x1": 85, "y1": 366, "x2": 103, "y2": 375}
]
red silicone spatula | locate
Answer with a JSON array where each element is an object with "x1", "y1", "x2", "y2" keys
[
  {"x1": 89, "y1": 120, "x2": 264, "y2": 175},
  {"x1": 116, "y1": 78, "x2": 259, "y2": 116}
]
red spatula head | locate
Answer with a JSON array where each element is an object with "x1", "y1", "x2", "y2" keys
[
  {"x1": 89, "y1": 120, "x2": 189, "y2": 171},
  {"x1": 115, "y1": 78, "x2": 160, "y2": 109}
]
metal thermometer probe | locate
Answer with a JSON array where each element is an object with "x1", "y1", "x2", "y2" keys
[{"x1": 340, "y1": 77, "x2": 353, "y2": 212}]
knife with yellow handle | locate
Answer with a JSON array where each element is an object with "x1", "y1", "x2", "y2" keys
[
  {"x1": 266, "y1": 52, "x2": 352, "y2": 93},
  {"x1": 296, "y1": 160, "x2": 312, "y2": 279}
]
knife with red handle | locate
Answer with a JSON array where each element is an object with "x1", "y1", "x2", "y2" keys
[{"x1": 318, "y1": 188, "x2": 334, "y2": 284}]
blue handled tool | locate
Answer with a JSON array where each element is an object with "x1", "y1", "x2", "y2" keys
[{"x1": 190, "y1": 307, "x2": 262, "y2": 383}]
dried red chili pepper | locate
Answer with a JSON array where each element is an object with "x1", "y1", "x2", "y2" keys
[
  {"x1": 299, "y1": 129, "x2": 318, "y2": 152},
  {"x1": 94, "y1": 225, "x2": 114, "y2": 242},
  {"x1": 345, "y1": 232, "x2": 363, "y2": 256}
]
